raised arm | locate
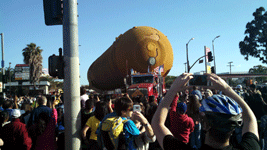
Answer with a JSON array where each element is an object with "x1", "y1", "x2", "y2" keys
[
  {"x1": 14, "y1": 95, "x2": 19, "y2": 109},
  {"x1": 151, "y1": 73, "x2": 192, "y2": 148},
  {"x1": 206, "y1": 73, "x2": 259, "y2": 139}
]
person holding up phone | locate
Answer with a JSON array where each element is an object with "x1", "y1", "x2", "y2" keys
[
  {"x1": 152, "y1": 73, "x2": 260, "y2": 150},
  {"x1": 131, "y1": 106, "x2": 156, "y2": 150}
]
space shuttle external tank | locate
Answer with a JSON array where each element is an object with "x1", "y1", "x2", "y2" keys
[{"x1": 87, "y1": 26, "x2": 173, "y2": 91}]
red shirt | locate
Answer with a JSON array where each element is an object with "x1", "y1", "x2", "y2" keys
[
  {"x1": 1, "y1": 118, "x2": 32, "y2": 150},
  {"x1": 169, "y1": 95, "x2": 194, "y2": 143}
]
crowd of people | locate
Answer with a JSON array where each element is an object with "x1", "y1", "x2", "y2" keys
[{"x1": 0, "y1": 73, "x2": 266, "y2": 150}]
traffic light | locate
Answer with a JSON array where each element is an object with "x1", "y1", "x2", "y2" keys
[
  {"x1": 211, "y1": 66, "x2": 215, "y2": 73},
  {"x1": 43, "y1": 0, "x2": 63, "y2": 25},
  {"x1": 208, "y1": 52, "x2": 213, "y2": 62}
]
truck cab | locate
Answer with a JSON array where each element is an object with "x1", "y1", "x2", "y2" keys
[{"x1": 127, "y1": 73, "x2": 165, "y2": 99}]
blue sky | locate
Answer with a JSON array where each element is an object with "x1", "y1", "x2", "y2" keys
[{"x1": 1, "y1": 0, "x2": 266, "y2": 86}]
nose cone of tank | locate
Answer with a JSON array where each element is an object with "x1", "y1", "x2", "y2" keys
[{"x1": 147, "y1": 42, "x2": 157, "y2": 57}]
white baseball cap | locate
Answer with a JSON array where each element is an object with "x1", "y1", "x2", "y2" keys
[{"x1": 11, "y1": 109, "x2": 21, "y2": 118}]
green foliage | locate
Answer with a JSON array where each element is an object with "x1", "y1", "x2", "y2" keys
[
  {"x1": 239, "y1": 7, "x2": 267, "y2": 63},
  {"x1": 40, "y1": 76, "x2": 64, "y2": 91},
  {"x1": 248, "y1": 65, "x2": 267, "y2": 83},
  {"x1": 0, "y1": 68, "x2": 15, "y2": 82},
  {"x1": 165, "y1": 75, "x2": 176, "y2": 88}
]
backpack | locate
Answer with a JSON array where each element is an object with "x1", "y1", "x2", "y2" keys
[{"x1": 98, "y1": 116, "x2": 129, "y2": 150}]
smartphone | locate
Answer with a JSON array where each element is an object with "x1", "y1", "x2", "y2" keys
[
  {"x1": 189, "y1": 75, "x2": 208, "y2": 86},
  {"x1": 133, "y1": 104, "x2": 141, "y2": 112}
]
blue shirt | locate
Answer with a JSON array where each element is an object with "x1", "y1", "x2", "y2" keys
[
  {"x1": 124, "y1": 120, "x2": 140, "y2": 150},
  {"x1": 0, "y1": 107, "x2": 4, "y2": 112},
  {"x1": 27, "y1": 105, "x2": 52, "y2": 127}
]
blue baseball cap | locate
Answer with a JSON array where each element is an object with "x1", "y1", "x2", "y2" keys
[{"x1": 177, "y1": 102, "x2": 187, "y2": 114}]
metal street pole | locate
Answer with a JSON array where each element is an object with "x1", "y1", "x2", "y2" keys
[
  {"x1": 63, "y1": 0, "x2": 81, "y2": 149},
  {"x1": 9, "y1": 62, "x2": 11, "y2": 96},
  {"x1": 0, "y1": 33, "x2": 5, "y2": 99},
  {"x1": 212, "y1": 35, "x2": 220, "y2": 74},
  {"x1": 186, "y1": 37, "x2": 194, "y2": 73}
]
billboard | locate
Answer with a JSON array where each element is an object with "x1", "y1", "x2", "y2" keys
[{"x1": 15, "y1": 64, "x2": 30, "y2": 81}]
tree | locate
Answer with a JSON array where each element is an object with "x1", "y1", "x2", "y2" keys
[
  {"x1": 249, "y1": 65, "x2": 267, "y2": 83},
  {"x1": 239, "y1": 7, "x2": 267, "y2": 63},
  {"x1": 0, "y1": 67, "x2": 15, "y2": 82},
  {"x1": 22, "y1": 43, "x2": 43, "y2": 94},
  {"x1": 40, "y1": 76, "x2": 64, "y2": 91},
  {"x1": 165, "y1": 76, "x2": 176, "y2": 89}
]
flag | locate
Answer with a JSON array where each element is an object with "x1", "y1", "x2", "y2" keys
[{"x1": 154, "y1": 65, "x2": 164, "y2": 74}]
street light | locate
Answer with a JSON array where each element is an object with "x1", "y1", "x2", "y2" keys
[
  {"x1": 186, "y1": 37, "x2": 194, "y2": 73},
  {"x1": 212, "y1": 35, "x2": 220, "y2": 74}
]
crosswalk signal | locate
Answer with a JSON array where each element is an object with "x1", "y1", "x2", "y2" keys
[
  {"x1": 49, "y1": 54, "x2": 59, "y2": 77},
  {"x1": 208, "y1": 52, "x2": 213, "y2": 62},
  {"x1": 48, "y1": 48, "x2": 64, "y2": 79}
]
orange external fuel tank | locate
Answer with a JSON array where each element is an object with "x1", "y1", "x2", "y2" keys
[{"x1": 87, "y1": 26, "x2": 173, "y2": 91}]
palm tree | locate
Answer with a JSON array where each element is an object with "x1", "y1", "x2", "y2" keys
[{"x1": 22, "y1": 43, "x2": 43, "y2": 95}]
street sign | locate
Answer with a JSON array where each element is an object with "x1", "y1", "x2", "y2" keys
[{"x1": 131, "y1": 89, "x2": 144, "y2": 98}]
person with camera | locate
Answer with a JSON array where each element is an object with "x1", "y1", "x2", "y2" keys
[
  {"x1": 152, "y1": 73, "x2": 260, "y2": 150},
  {"x1": 131, "y1": 106, "x2": 156, "y2": 150}
]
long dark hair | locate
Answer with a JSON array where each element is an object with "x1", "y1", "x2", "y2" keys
[
  {"x1": 94, "y1": 101, "x2": 108, "y2": 121},
  {"x1": 0, "y1": 111, "x2": 9, "y2": 125},
  {"x1": 114, "y1": 97, "x2": 133, "y2": 116},
  {"x1": 36, "y1": 112, "x2": 50, "y2": 136},
  {"x1": 187, "y1": 95, "x2": 201, "y2": 119},
  {"x1": 57, "y1": 107, "x2": 64, "y2": 124}
]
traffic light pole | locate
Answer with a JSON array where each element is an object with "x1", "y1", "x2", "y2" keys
[
  {"x1": 0, "y1": 33, "x2": 5, "y2": 99},
  {"x1": 63, "y1": 0, "x2": 81, "y2": 149},
  {"x1": 188, "y1": 55, "x2": 205, "y2": 72}
]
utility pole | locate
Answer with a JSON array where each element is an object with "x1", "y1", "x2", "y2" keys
[
  {"x1": 184, "y1": 62, "x2": 187, "y2": 73},
  {"x1": 63, "y1": 0, "x2": 81, "y2": 149},
  {"x1": 227, "y1": 61, "x2": 234, "y2": 74},
  {"x1": 0, "y1": 33, "x2": 5, "y2": 99}
]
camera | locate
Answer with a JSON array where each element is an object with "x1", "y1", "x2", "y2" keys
[
  {"x1": 133, "y1": 104, "x2": 141, "y2": 112},
  {"x1": 189, "y1": 75, "x2": 208, "y2": 86}
]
